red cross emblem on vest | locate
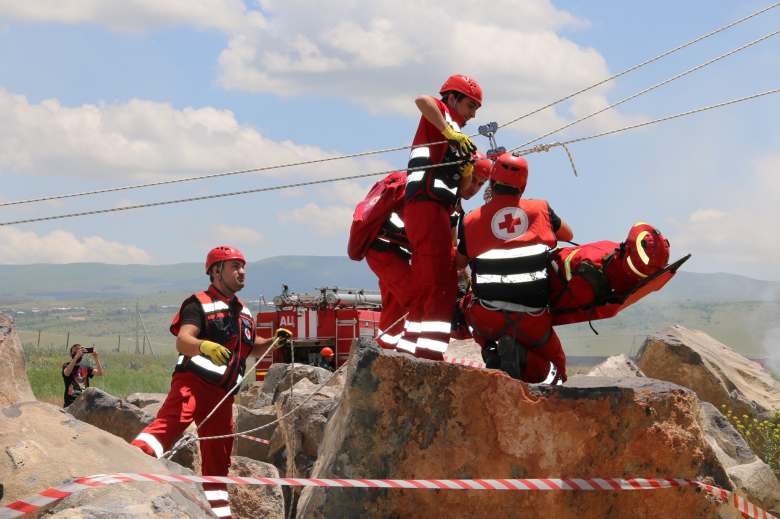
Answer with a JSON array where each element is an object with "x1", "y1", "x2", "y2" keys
[{"x1": 491, "y1": 207, "x2": 529, "y2": 240}]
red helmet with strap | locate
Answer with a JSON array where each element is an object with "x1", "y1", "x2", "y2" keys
[
  {"x1": 440, "y1": 74, "x2": 483, "y2": 106},
  {"x1": 624, "y1": 223, "x2": 669, "y2": 278},
  {"x1": 473, "y1": 152, "x2": 492, "y2": 181},
  {"x1": 205, "y1": 245, "x2": 246, "y2": 274},
  {"x1": 490, "y1": 153, "x2": 528, "y2": 191}
]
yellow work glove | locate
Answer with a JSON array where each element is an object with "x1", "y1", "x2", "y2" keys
[
  {"x1": 274, "y1": 328, "x2": 293, "y2": 346},
  {"x1": 441, "y1": 125, "x2": 477, "y2": 156},
  {"x1": 199, "y1": 340, "x2": 231, "y2": 366}
]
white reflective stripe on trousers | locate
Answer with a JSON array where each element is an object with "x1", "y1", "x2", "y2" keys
[
  {"x1": 211, "y1": 505, "x2": 232, "y2": 518},
  {"x1": 404, "y1": 321, "x2": 422, "y2": 334},
  {"x1": 419, "y1": 320, "x2": 451, "y2": 334},
  {"x1": 476, "y1": 244, "x2": 550, "y2": 260},
  {"x1": 475, "y1": 269, "x2": 548, "y2": 284},
  {"x1": 205, "y1": 490, "x2": 229, "y2": 501},
  {"x1": 134, "y1": 432, "x2": 164, "y2": 458},
  {"x1": 416, "y1": 337, "x2": 448, "y2": 353},
  {"x1": 397, "y1": 338, "x2": 417, "y2": 353},
  {"x1": 378, "y1": 330, "x2": 402, "y2": 345}
]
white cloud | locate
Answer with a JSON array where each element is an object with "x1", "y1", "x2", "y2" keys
[
  {"x1": 0, "y1": 0, "x2": 256, "y2": 32},
  {"x1": 211, "y1": 224, "x2": 264, "y2": 245},
  {"x1": 276, "y1": 203, "x2": 352, "y2": 236},
  {"x1": 216, "y1": 0, "x2": 636, "y2": 137},
  {"x1": 670, "y1": 153, "x2": 780, "y2": 273},
  {"x1": 0, "y1": 89, "x2": 375, "y2": 182},
  {"x1": 0, "y1": 228, "x2": 151, "y2": 264}
]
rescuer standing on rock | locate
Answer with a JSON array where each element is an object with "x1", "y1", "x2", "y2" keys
[
  {"x1": 131, "y1": 246, "x2": 292, "y2": 519},
  {"x1": 398, "y1": 74, "x2": 483, "y2": 360},
  {"x1": 456, "y1": 154, "x2": 573, "y2": 383}
]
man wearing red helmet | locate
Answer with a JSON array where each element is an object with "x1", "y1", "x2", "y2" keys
[
  {"x1": 456, "y1": 153, "x2": 574, "y2": 384},
  {"x1": 132, "y1": 245, "x2": 291, "y2": 519},
  {"x1": 398, "y1": 74, "x2": 484, "y2": 360}
]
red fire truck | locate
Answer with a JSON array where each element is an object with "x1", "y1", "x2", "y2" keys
[{"x1": 254, "y1": 286, "x2": 382, "y2": 381}]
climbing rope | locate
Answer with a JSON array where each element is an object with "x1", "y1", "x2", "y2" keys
[
  {"x1": 1, "y1": 2, "x2": 776, "y2": 209},
  {"x1": 510, "y1": 26, "x2": 780, "y2": 154},
  {"x1": 3, "y1": 85, "x2": 779, "y2": 228}
]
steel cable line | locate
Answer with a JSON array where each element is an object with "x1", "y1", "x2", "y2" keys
[
  {"x1": 508, "y1": 26, "x2": 780, "y2": 153},
  {"x1": 1, "y1": 2, "x2": 777, "y2": 209},
  {"x1": 2, "y1": 86, "x2": 779, "y2": 228}
]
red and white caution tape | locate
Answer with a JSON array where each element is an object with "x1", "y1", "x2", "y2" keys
[
  {"x1": 238, "y1": 434, "x2": 270, "y2": 445},
  {"x1": 443, "y1": 355, "x2": 486, "y2": 369},
  {"x1": 2, "y1": 473, "x2": 776, "y2": 519}
]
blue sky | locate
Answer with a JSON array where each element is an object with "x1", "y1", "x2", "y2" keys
[{"x1": 0, "y1": 1, "x2": 778, "y2": 279}]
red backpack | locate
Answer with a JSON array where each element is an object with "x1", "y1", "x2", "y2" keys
[{"x1": 347, "y1": 171, "x2": 407, "y2": 261}]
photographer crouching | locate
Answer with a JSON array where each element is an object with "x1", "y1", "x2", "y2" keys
[{"x1": 62, "y1": 343, "x2": 104, "y2": 407}]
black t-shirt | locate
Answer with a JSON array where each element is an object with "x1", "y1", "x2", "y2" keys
[
  {"x1": 177, "y1": 296, "x2": 242, "y2": 345},
  {"x1": 457, "y1": 203, "x2": 562, "y2": 256},
  {"x1": 62, "y1": 362, "x2": 94, "y2": 407}
]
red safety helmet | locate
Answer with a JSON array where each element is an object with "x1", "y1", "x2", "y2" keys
[
  {"x1": 440, "y1": 74, "x2": 483, "y2": 107},
  {"x1": 205, "y1": 245, "x2": 246, "y2": 274},
  {"x1": 490, "y1": 153, "x2": 528, "y2": 191},
  {"x1": 320, "y1": 347, "x2": 334, "y2": 358},
  {"x1": 473, "y1": 152, "x2": 492, "y2": 181},
  {"x1": 624, "y1": 223, "x2": 669, "y2": 278}
]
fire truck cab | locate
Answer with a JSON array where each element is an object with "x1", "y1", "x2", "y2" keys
[{"x1": 254, "y1": 286, "x2": 381, "y2": 381}]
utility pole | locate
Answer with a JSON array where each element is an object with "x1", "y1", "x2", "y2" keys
[
  {"x1": 64, "y1": 330, "x2": 70, "y2": 351},
  {"x1": 138, "y1": 310, "x2": 155, "y2": 356},
  {"x1": 117, "y1": 334, "x2": 121, "y2": 352},
  {"x1": 135, "y1": 301, "x2": 140, "y2": 354},
  {"x1": 36, "y1": 330, "x2": 41, "y2": 349}
]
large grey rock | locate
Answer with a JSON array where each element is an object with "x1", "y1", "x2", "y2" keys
[
  {"x1": 699, "y1": 402, "x2": 780, "y2": 515},
  {"x1": 66, "y1": 387, "x2": 196, "y2": 469},
  {"x1": 0, "y1": 314, "x2": 34, "y2": 406},
  {"x1": 126, "y1": 392, "x2": 167, "y2": 409},
  {"x1": 239, "y1": 382, "x2": 273, "y2": 409},
  {"x1": 0, "y1": 400, "x2": 211, "y2": 517},
  {"x1": 229, "y1": 456, "x2": 285, "y2": 519},
  {"x1": 636, "y1": 325, "x2": 780, "y2": 419},
  {"x1": 264, "y1": 363, "x2": 336, "y2": 402},
  {"x1": 233, "y1": 404, "x2": 277, "y2": 461},
  {"x1": 587, "y1": 354, "x2": 645, "y2": 378},
  {"x1": 296, "y1": 342, "x2": 736, "y2": 519}
]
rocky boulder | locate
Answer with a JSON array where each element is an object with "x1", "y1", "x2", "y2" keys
[
  {"x1": 233, "y1": 404, "x2": 277, "y2": 461},
  {"x1": 699, "y1": 402, "x2": 780, "y2": 515},
  {"x1": 296, "y1": 342, "x2": 737, "y2": 519},
  {"x1": 0, "y1": 314, "x2": 34, "y2": 406},
  {"x1": 1, "y1": 401, "x2": 211, "y2": 517},
  {"x1": 264, "y1": 363, "x2": 338, "y2": 401},
  {"x1": 587, "y1": 354, "x2": 645, "y2": 378},
  {"x1": 229, "y1": 456, "x2": 285, "y2": 519},
  {"x1": 66, "y1": 387, "x2": 197, "y2": 470},
  {"x1": 636, "y1": 325, "x2": 780, "y2": 419},
  {"x1": 239, "y1": 382, "x2": 273, "y2": 409},
  {"x1": 126, "y1": 392, "x2": 167, "y2": 409}
]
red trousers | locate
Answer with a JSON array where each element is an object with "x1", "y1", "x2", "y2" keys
[
  {"x1": 462, "y1": 296, "x2": 567, "y2": 383},
  {"x1": 131, "y1": 372, "x2": 234, "y2": 518},
  {"x1": 366, "y1": 247, "x2": 412, "y2": 349},
  {"x1": 399, "y1": 200, "x2": 457, "y2": 360}
]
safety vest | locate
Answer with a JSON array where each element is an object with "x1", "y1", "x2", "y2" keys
[
  {"x1": 464, "y1": 196, "x2": 557, "y2": 310},
  {"x1": 170, "y1": 286, "x2": 255, "y2": 392},
  {"x1": 405, "y1": 99, "x2": 462, "y2": 207}
]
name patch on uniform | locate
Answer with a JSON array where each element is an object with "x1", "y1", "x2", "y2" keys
[{"x1": 491, "y1": 207, "x2": 529, "y2": 240}]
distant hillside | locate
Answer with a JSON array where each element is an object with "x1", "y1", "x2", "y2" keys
[
  {"x1": 0, "y1": 257, "x2": 779, "y2": 303},
  {"x1": 0, "y1": 257, "x2": 377, "y2": 300}
]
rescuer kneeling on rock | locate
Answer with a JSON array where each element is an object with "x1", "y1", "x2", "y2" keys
[
  {"x1": 456, "y1": 154, "x2": 573, "y2": 384},
  {"x1": 131, "y1": 245, "x2": 291, "y2": 519}
]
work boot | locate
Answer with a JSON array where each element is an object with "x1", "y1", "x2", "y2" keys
[
  {"x1": 497, "y1": 335, "x2": 528, "y2": 380},
  {"x1": 481, "y1": 341, "x2": 500, "y2": 369}
]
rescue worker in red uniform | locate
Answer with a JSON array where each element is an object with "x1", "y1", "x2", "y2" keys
[
  {"x1": 456, "y1": 153, "x2": 574, "y2": 383},
  {"x1": 367, "y1": 155, "x2": 490, "y2": 350},
  {"x1": 399, "y1": 74, "x2": 483, "y2": 360},
  {"x1": 131, "y1": 246, "x2": 291, "y2": 519}
]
